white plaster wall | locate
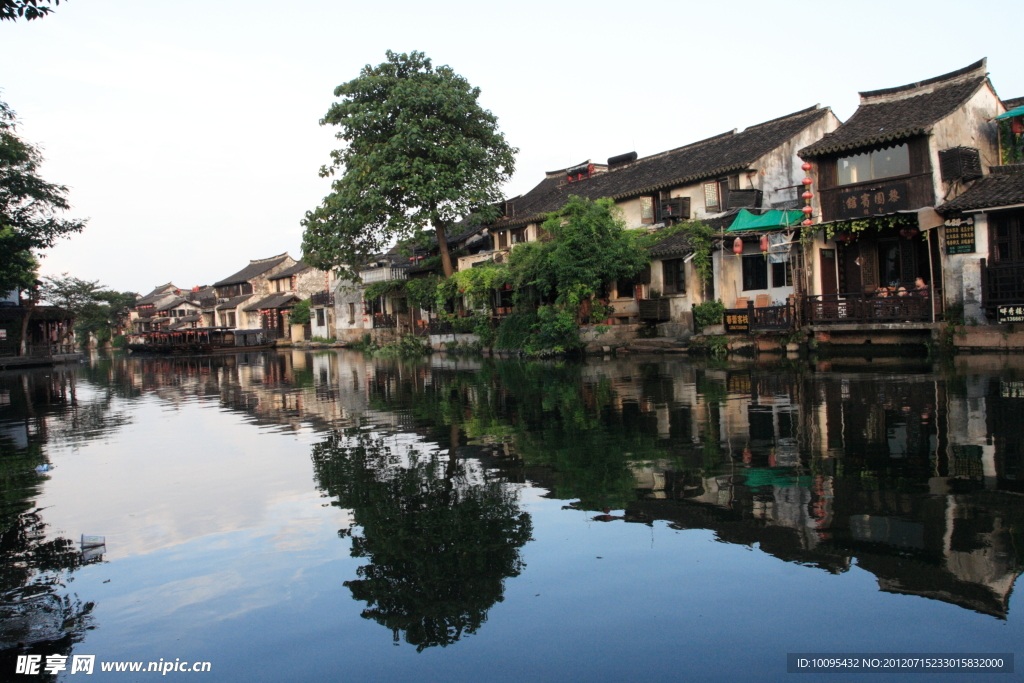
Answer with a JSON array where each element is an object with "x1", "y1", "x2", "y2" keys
[{"x1": 929, "y1": 83, "x2": 1003, "y2": 204}]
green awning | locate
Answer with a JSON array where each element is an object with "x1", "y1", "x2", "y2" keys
[
  {"x1": 727, "y1": 209, "x2": 803, "y2": 232},
  {"x1": 996, "y1": 105, "x2": 1024, "y2": 120}
]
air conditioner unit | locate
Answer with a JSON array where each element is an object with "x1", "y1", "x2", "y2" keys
[
  {"x1": 939, "y1": 147, "x2": 982, "y2": 182},
  {"x1": 659, "y1": 197, "x2": 690, "y2": 221},
  {"x1": 727, "y1": 189, "x2": 763, "y2": 210}
]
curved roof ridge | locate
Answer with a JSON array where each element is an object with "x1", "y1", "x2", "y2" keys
[{"x1": 860, "y1": 59, "x2": 986, "y2": 100}]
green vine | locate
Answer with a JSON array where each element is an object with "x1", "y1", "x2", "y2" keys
[
  {"x1": 822, "y1": 214, "x2": 917, "y2": 241},
  {"x1": 363, "y1": 279, "x2": 406, "y2": 301}
]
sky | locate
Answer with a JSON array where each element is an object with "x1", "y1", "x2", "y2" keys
[{"x1": 2, "y1": 0, "x2": 1021, "y2": 294}]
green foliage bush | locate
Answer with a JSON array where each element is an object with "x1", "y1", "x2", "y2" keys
[
  {"x1": 692, "y1": 299, "x2": 725, "y2": 332},
  {"x1": 290, "y1": 299, "x2": 312, "y2": 325}
]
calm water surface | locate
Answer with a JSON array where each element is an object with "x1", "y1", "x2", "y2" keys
[{"x1": 1, "y1": 350, "x2": 1021, "y2": 682}]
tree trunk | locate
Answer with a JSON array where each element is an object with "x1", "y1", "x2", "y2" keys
[{"x1": 431, "y1": 215, "x2": 455, "y2": 278}]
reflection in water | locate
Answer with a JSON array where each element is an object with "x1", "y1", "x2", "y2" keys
[
  {"x1": 0, "y1": 369, "x2": 108, "y2": 674},
  {"x1": 0, "y1": 350, "x2": 1022, "y2": 671},
  {"x1": 311, "y1": 429, "x2": 532, "y2": 651}
]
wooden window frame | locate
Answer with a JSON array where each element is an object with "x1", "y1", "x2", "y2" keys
[
  {"x1": 662, "y1": 258, "x2": 686, "y2": 294},
  {"x1": 640, "y1": 196, "x2": 656, "y2": 224},
  {"x1": 741, "y1": 254, "x2": 769, "y2": 291}
]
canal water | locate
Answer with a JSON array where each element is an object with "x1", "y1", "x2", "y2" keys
[{"x1": 0, "y1": 351, "x2": 1021, "y2": 682}]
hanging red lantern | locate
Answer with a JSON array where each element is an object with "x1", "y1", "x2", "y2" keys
[
  {"x1": 801, "y1": 162, "x2": 813, "y2": 172},
  {"x1": 732, "y1": 236, "x2": 743, "y2": 256},
  {"x1": 802, "y1": 190, "x2": 813, "y2": 200},
  {"x1": 802, "y1": 219, "x2": 813, "y2": 227},
  {"x1": 802, "y1": 205, "x2": 813, "y2": 215},
  {"x1": 759, "y1": 234, "x2": 769, "y2": 253},
  {"x1": 802, "y1": 177, "x2": 813, "y2": 186}
]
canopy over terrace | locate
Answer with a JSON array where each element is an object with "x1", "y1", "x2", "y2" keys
[{"x1": 726, "y1": 209, "x2": 804, "y2": 232}]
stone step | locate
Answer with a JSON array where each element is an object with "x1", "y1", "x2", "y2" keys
[{"x1": 633, "y1": 338, "x2": 687, "y2": 347}]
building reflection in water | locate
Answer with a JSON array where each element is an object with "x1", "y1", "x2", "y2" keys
[{"x1": 40, "y1": 351, "x2": 1024, "y2": 628}]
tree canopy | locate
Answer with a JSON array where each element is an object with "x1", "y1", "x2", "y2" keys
[
  {"x1": 39, "y1": 274, "x2": 136, "y2": 342},
  {"x1": 0, "y1": 100, "x2": 86, "y2": 294},
  {"x1": 301, "y1": 50, "x2": 517, "y2": 279},
  {"x1": 0, "y1": 0, "x2": 62, "y2": 21}
]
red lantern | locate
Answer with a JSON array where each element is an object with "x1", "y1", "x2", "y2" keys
[
  {"x1": 802, "y1": 190, "x2": 813, "y2": 200},
  {"x1": 802, "y1": 177, "x2": 813, "y2": 186},
  {"x1": 836, "y1": 232, "x2": 853, "y2": 243},
  {"x1": 801, "y1": 162, "x2": 813, "y2": 172},
  {"x1": 732, "y1": 236, "x2": 743, "y2": 256},
  {"x1": 759, "y1": 234, "x2": 769, "y2": 253},
  {"x1": 801, "y1": 205, "x2": 813, "y2": 215},
  {"x1": 802, "y1": 219, "x2": 813, "y2": 226}
]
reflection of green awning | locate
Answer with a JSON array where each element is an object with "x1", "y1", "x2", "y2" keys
[
  {"x1": 996, "y1": 105, "x2": 1024, "y2": 120},
  {"x1": 727, "y1": 209, "x2": 803, "y2": 232}
]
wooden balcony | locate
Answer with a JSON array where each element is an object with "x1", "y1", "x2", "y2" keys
[
  {"x1": 372, "y1": 314, "x2": 396, "y2": 329},
  {"x1": 722, "y1": 303, "x2": 795, "y2": 332},
  {"x1": 803, "y1": 293, "x2": 931, "y2": 325},
  {"x1": 819, "y1": 173, "x2": 934, "y2": 223},
  {"x1": 310, "y1": 290, "x2": 334, "y2": 307}
]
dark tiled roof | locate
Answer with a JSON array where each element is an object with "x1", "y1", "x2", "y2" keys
[
  {"x1": 136, "y1": 283, "x2": 179, "y2": 306},
  {"x1": 493, "y1": 106, "x2": 831, "y2": 228},
  {"x1": 215, "y1": 295, "x2": 252, "y2": 311},
  {"x1": 267, "y1": 261, "x2": 310, "y2": 280},
  {"x1": 156, "y1": 296, "x2": 197, "y2": 312},
  {"x1": 1001, "y1": 97, "x2": 1024, "y2": 110},
  {"x1": 242, "y1": 293, "x2": 300, "y2": 312},
  {"x1": 801, "y1": 62, "x2": 988, "y2": 158},
  {"x1": 214, "y1": 254, "x2": 291, "y2": 287},
  {"x1": 937, "y1": 172, "x2": 1024, "y2": 213},
  {"x1": 648, "y1": 212, "x2": 740, "y2": 258}
]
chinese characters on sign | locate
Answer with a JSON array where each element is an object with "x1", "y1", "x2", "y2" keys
[
  {"x1": 836, "y1": 181, "x2": 909, "y2": 220},
  {"x1": 723, "y1": 312, "x2": 750, "y2": 333},
  {"x1": 944, "y1": 216, "x2": 976, "y2": 254},
  {"x1": 996, "y1": 305, "x2": 1024, "y2": 325}
]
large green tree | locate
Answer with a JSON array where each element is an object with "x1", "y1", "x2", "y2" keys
[
  {"x1": 301, "y1": 50, "x2": 517, "y2": 279},
  {"x1": 0, "y1": 100, "x2": 87, "y2": 294}
]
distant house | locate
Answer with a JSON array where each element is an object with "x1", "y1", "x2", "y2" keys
[
  {"x1": 263, "y1": 261, "x2": 336, "y2": 339},
  {"x1": 130, "y1": 283, "x2": 181, "y2": 333},
  {"x1": 0, "y1": 287, "x2": 77, "y2": 363},
  {"x1": 207, "y1": 253, "x2": 296, "y2": 334}
]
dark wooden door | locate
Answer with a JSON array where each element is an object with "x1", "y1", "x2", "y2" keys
[{"x1": 820, "y1": 248, "x2": 838, "y2": 296}]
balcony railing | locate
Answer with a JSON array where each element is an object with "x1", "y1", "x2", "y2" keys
[
  {"x1": 722, "y1": 303, "x2": 795, "y2": 332},
  {"x1": 981, "y1": 259, "x2": 1024, "y2": 310},
  {"x1": 818, "y1": 173, "x2": 934, "y2": 223},
  {"x1": 310, "y1": 290, "x2": 335, "y2": 307},
  {"x1": 360, "y1": 266, "x2": 409, "y2": 284},
  {"x1": 372, "y1": 314, "x2": 396, "y2": 329},
  {"x1": 803, "y1": 293, "x2": 931, "y2": 325},
  {"x1": 427, "y1": 319, "x2": 453, "y2": 335},
  {"x1": 0, "y1": 342, "x2": 77, "y2": 358}
]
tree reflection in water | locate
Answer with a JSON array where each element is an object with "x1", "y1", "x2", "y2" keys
[
  {"x1": 311, "y1": 430, "x2": 532, "y2": 651},
  {"x1": 0, "y1": 369, "x2": 105, "y2": 676}
]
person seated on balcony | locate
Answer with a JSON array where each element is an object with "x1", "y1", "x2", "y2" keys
[
  {"x1": 874, "y1": 286, "x2": 889, "y2": 298},
  {"x1": 896, "y1": 286, "x2": 908, "y2": 297},
  {"x1": 914, "y1": 277, "x2": 929, "y2": 297}
]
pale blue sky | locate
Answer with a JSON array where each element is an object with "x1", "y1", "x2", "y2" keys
[{"x1": 3, "y1": 0, "x2": 1020, "y2": 293}]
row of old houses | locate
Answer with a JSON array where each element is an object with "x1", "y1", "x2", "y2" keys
[
  {"x1": 130, "y1": 58, "x2": 1024, "y2": 349},
  {"x1": 129, "y1": 253, "x2": 338, "y2": 342},
  {"x1": 331, "y1": 58, "x2": 1024, "y2": 348}
]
